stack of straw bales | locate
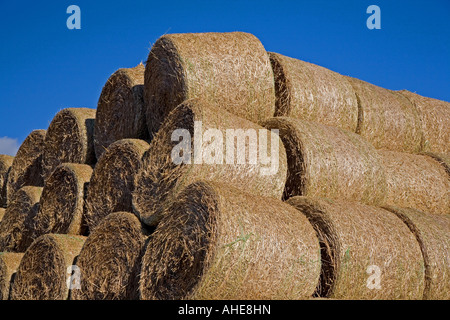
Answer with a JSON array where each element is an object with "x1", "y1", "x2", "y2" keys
[{"x1": 0, "y1": 31, "x2": 449, "y2": 300}]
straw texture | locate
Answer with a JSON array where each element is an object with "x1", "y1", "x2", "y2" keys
[
  {"x1": 347, "y1": 77, "x2": 423, "y2": 152},
  {"x1": 0, "y1": 186, "x2": 43, "y2": 253},
  {"x1": 399, "y1": 90, "x2": 450, "y2": 154},
  {"x1": 85, "y1": 139, "x2": 149, "y2": 231},
  {"x1": 287, "y1": 196, "x2": 425, "y2": 299},
  {"x1": 0, "y1": 155, "x2": 14, "y2": 207},
  {"x1": 42, "y1": 108, "x2": 96, "y2": 180},
  {"x1": 383, "y1": 206, "x2": 450, "y2": 300},
  {"x1": 145, "y1": 32, "x2": 275, "y2": 137},
  {"x1": 94, "y1": 64, "x2": 148, "y2": 159},
  {"x1": 140, "y1": 181, "x2": 321, "y2": 300},
  {"x1": 72, "y1": 212, "x2": 148, "y2": 300},
  {"x1": 0, "y1": 252, "x2": 23, "y2": 300},
  {"x1": 263, "y1": 117, "x2": 386, "y2": 204},
  {"x1": 6, "y1": 130, "x2": 46, "y2": 206},
  {"x1": 32, "y1": 163, "x2": 93, "y2": 241},
  {"x1": 269, "y1": 52, "x2": 358, "y2": 132},
  {"x1": 10, "y1": 234, "x2": 85, "y2": 300},
  {"x1": 133, "y1": 98, "x2": 287, "y2": 227},
  {"x1": 379, "y1": 150, "x2": 449, "y2": 215}
]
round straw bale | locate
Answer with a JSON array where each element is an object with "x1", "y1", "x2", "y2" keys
[
  {"x1": 72, "y1": 212, "x2": 148, "y2": 300},
  {"x1": 42, "y1": 108, "x2": 96, "y2": 181},
  {"x1": 133, "y1": 98, "x2": 287, "y2": 227},
  {"x1": 383, "y1": 206, "x2": 450, "y2": 300},
  {"x1": 140, "y1": 181, "x2": 320, "y2": 300},
  {"x1": 10, "y1": 234, "x2": 85, "y2": 300},
  {"x1": 0, "y1": 208, "x2": 5, "y2": 222},
  {"x1": 85, "y1": 139, "x2": 149, "y2": 232},
  {"x1": 0, "y1": 186, "x2": 43, "y2": 253},
  {"x1": 6, "y1": 130, "x2": 46, "y2": 206},
  {"x1": 145, "y1": 32, "x2": 275, "y2": 137},
  {"x1": 94, "y1": 64, "x2": 149, "y2": 159},
  {"x1": 420, "y1": 152, "x2": 450, "y2": 177},
  {"x1": 379, "y1": 150, "x2": 449, "y2": 215},
  {"x1": 32, "y1": 164, "x2": 93, "y2": 242},
  {"x1": 287, "y1": 196, "x2": 425, "y2": 299},
  {"x1": 346, "y1": 77, "x2": 423, "y2": 152},
  {"x1": 0, "y1": 252, "x2": 23, "y2": 300},
  {"x1": 0, "y1": 155, "x2": 14, "y2": 207},
  {"x1": 398, "y1": 90, "x2": 450, "y2": 154},
  {"x1": 262, "y1": 116, "x2": 386, "y2": 204},
  {"x1": 269, "y1": 52, "x2": 358, "y2": 132}
]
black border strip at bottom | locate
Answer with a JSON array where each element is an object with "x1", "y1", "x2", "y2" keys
[{"x1": 1, "y1": 300, "x2": 445, "y2": 318}]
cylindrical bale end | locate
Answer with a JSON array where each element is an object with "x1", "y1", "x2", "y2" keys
[
  {"x1": 33, "y1": 163, "x2": 93, "y2": 241},
  {"x1": 0, "y1": 186, "x2": 43, "y2": 252},
  {"x1": 42, "y1": 108, "x2": 96, "y2": 180},
  {"x1": 0, "y1": 252, "x2": 23, "y2": 300},
  {"x1": 10, "y1": 234, "x2": 85, "y2": 300},
  {"x1": 94, "y1": 64, "x2": 148, "y2": 159},
  {"x1": 6, "y1": 130, "x2": 46, "y2": 206},
  {"x1": 140, "y1": 181, "x2": 320, "y2": 300},
  {"x1": 85, "y1": 139, "x2": 149, "y2": 232},
  {"x1": 72, "y1": 212, "x2": 148, "y2": 300}
]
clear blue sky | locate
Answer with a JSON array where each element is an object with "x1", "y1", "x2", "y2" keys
[{"x1": 1, "y1": 0, "x2": 449, "y2": 155}]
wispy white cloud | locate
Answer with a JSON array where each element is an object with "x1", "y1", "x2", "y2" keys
[{"x1": 0, "y1": 137, "x2": 20, "y2": 156}]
